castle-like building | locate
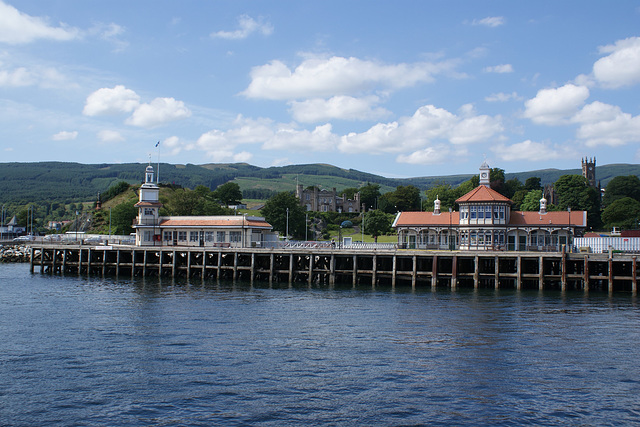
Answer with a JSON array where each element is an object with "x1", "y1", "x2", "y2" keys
[
  {"x1": 296, "y1": 185, "x2": 361, "y2": 213},
  {"x1": 393, "y1": 162, "x2": 586, "y2": 251},
  {"x1": 133, "y1": 165, "x2": 276, "y2": 247}
]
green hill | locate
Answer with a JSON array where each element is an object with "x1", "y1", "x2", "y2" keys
[{"x1": 1, "y1": 161, "x2": 639, "y2": 207}]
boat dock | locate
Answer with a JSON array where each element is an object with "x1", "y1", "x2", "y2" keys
[{"x1": 29, "y1": 244, "x2": 639, "y2": 293}]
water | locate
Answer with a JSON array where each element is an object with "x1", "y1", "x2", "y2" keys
[{"x1": 2, "y1": 263, "x2": 640, "y2": 426}]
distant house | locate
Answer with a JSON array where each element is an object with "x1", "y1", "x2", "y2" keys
[
  {"x1": 296, "y1": 185, "x2": 361, "y2": 213},
  {"x1": 0, "y1": 216, "x2": 26, "y2": 240},
  {"x1": 133, "y1": 165, "x2": 277, "y2": 247},
  {"x1": 393, "y1": 162, "x2": 586, "y2": 251}
]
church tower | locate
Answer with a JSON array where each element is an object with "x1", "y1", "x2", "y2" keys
[{"x1": 582, "y1": 157, "x2": 596, "y2": 187}]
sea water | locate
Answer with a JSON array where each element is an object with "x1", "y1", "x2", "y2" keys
[{"x1": 1, "y1": 263, "x2": 640, "y2": 425}]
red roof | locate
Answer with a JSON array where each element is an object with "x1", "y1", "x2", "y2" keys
[
  {"x1": 456, "y1": 185, "x2": 511, "y2": 203},
  {"x1": 393, "y1": 211, "x2": 459, "y2": 227},
  {"x1": 159, "y1": 216, "x2": 272, "y2": 229},
  {"x1": 509, "y1": 211, "x2": 586, "y2": 227},
  {"x1": 135, "y1": 201, "x2": 163, "y2": 208}
]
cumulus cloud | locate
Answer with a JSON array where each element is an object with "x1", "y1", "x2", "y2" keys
[
  {"x1": 484, "y1": 64, "x2": 513, "y2": 73},
  {"x1": 593, "y1": 37, "x2": 640, "y2": 88},
  {"x1": 0, "y1": 67, "x2": 33, "y2": 86},
  {"x1": 242, "y1": 56, "x2": 457, "y2": 100},
  {"x1": 491, "y1": 140, "x2": 568, "y2": 161},
  {"x1": 573, "y1": 101, "x2": 640, "y2": 147},
  {"x1": 0, "y1": 1, "x2": 80, "y2": 44},
  {"x1": 97, "y1": 130, "x2": 125, "y2": 142},
  {"x1": 52, "y1": 130, "x2": 78, "y2": 141},
  {"x1": 523, "y1": 84, "x2": 589, "y2": 125},
  {"x1": 210, "y1": 15, "x2": 273, "y2": 40},
  {"x1": 83, "y1": 85, "x2": 140, "y2": 116},
  {"x1": 339, "y1": 104, "x2": 503, "y2": 155},
  {"x1": 396, "y1": 146, "x2": 452, "y2": 165},
  {"x1": 196, "y1": 116, "x2": 274, "y2": 161},
  {"x1": 289, "y1": 95, "x2": 390, "y2": 122},
  {"x1": 263, "y1": 123, "x2": 339, "y2": 151},
  {"x1": 472, "y1": 17, "x2": 505, "y2": 27},
  {"x1": 0, "y1": 65, "x2": 71, "y2": 88},
  {"x1": 126, "y1": 97, "x2": 191, "y2": 128}
]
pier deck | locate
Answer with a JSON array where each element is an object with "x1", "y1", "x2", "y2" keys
[{"x1": 30, "y1": 245, "x2": 639, "y2": 293}]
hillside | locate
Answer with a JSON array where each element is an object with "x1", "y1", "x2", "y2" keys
[{"x1": 0, "y1": 161, "x2": 639, "y2": 206}]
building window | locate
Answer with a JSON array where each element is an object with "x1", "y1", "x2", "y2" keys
[
  {"x1": 178, "y1": 231, "x2": 187, "y2": 241},
  {"x1": 470, "y1": 206, "x2": 477, "y2": 219},
  {"x1": 217, "y1": 231, "x2": 226, "y2": 242},
  {"x1": 230, "y1": 231, "x2": 241, "y2": 242},
  {"x1": 205, "y1": 232, "x2": 214, "y2": 242},
  {"x1": 460, "y1": 206, "x2": 468, "y2": 220},
  {"x1": 305, "y1": 193, "x2": 310, "y2": 200},
  {"x1": 189, "y1": 231, "x2": 199, "y2": 242},
  {"x1": 143, "y1": 230, "x2": 152, "y2": 241},
  {"x1": 499, "y1": 206, "x2": 505, "y2": 220},
  {"x1": 163, "y1": 231, "x2": 172, "y2": 241},
  {"x1": 144, "y1": 208, "x2": 154, "y2": 216}
]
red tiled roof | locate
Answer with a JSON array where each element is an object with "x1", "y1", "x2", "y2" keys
[
  {"x1": 393, "y1": 211, "x2": 459, "y2": 227},
  {"x1": 507, "y1": 210, "x2": 586, "y2": 227},
  {"x1": 134, "y1": 201, "x2": 163, "y2": 207},
  {"x1": 159, "y1": 217, "x2": 272, "y2": 228},
  {"x1": 456, "y1": 185, "x2": 511, "y2": 203}
]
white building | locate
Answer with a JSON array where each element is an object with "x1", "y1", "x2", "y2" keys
[
  {"x1": 393, "y1": 162, "x2": 587, "y2": 251},
  {"x1": 133, "y1": 165, "x2": 276, "y2": 247}
]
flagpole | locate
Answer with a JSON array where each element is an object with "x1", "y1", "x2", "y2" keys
[{"x1": 156, "y1": 141, "x2": 160, "y2": 184}]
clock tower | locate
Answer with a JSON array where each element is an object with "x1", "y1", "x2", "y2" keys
[
  {"x1": 479, "y1": 161, "x2": 490, "y2": 187},
  {"x1": 582, "y1": 157, "x2": 596, "y2": 187}
]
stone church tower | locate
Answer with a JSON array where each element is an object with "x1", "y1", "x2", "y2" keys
[{"x1": 582, "y1": 157, "x2": 597, "y2": 187}]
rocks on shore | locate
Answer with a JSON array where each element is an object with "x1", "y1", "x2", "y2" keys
[{"x1": 0, "y1": 245, "x2": 31, "y2": 263}]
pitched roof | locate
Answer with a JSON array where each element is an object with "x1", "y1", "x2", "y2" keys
[
  {"x1": 509, "y1": 211, "x2": 586, "y2": 227},
  {"x1": 456, "y1": 185, "x2": 511, "y2": 203},
  {"x1": 158, "y1": 216, "x2": 272, "y2": 229},
  {"x1": 393, "y1": 211, "x2": 459, "y2": 227}
]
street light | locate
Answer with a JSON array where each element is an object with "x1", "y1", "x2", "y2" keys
[
  {"x1": 449, "y1": 207, "x2": 452, "y2": 250},
  {"x1": 286, "y1": 207, "x2": 289, "y2": 242}
]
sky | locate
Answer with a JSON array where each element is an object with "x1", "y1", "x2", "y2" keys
[{"x1": 2, "y1": 1, "x2": 640, "y2": 178}]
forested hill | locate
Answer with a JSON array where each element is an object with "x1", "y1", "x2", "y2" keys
[{"x1": 1, "y1": 161, "x2": 639, "y2": 205}]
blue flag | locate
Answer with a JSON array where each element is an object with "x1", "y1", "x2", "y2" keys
[{"x1": 155, "y1": 141, "x2": 160, "y2": 147}]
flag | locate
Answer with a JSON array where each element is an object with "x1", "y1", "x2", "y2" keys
[{"x1": 155, "y1": 141, "x2": 160, "y2": 147}]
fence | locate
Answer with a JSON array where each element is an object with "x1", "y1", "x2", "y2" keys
[{"x1": 574, "y1": 237, "x2": 640, "y2": 253}]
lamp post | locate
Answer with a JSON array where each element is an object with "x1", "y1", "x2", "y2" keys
[
  {"x1": 75, "y1": 211, "x2": 79, "y2": 242},
  {"x1": 305, "y1": 213, "x2": 308, "y2": 242},
  {"x1": 109, "y1": 207, "x2": 112, "y2": 237},
  {"x1": 449, "y1": 207, "x2": 452, "y2": 250},
  {"x1": 286, "y1": 207, "x2": 289, "y2": 242},
  {"x1": 567, "y1": 207, "x2": 572, "y2": 252},
  {"x1": 362, "y1": 204, "x2": 365, "y2": 243}
]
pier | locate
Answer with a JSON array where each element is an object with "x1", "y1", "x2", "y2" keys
[{"x1": 30, "y1": 244, "x2": 639, "y2": 293}]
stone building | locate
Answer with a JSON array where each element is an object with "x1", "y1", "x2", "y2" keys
[{"x1": 296, "y1": 185, "x2": 361, "y2": 213}]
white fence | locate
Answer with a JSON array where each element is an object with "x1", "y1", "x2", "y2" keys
[{"x1": 574, "y1": 237, "x2": 640, "y2": 253}]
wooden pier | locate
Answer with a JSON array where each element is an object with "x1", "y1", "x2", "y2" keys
[{"x1": 30, "y1": 245, "x2": 639, "y2": 293}]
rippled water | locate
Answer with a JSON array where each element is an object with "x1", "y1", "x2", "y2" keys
[{"x1": 1, "y1": 263, "x2": 640, "y2": 425}]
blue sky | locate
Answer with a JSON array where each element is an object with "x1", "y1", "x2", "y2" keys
[{"x1": 2, "y1": 1, "x2": 640, "y2": 178}]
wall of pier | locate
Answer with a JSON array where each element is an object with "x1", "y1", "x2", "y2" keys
[{"x1": 30, "y1": 245, "x2": 639, "y2": 293}]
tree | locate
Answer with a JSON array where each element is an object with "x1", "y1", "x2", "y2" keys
[
  {"x1": 503, "y1": 178, "x2": 524, "y2": 199},
  {"x1": 363, "y1": 209, "x2": 392, "y2": 238},
  {"x1": 603, "y1": 175, "x2": 640, "y2": 206},
  {"x1": 489, "y1": 167, "x2": 506, "y2": 195},
  {"x1": 261, "y1": 192, "x2": 307, "y2": 239},
  {"x1": 601, "y1": 197, "x2": 640, "y2": 230},
  {"x1": 524, "y1": 177, "x2": 542, "y2": 191},
  {"x1": 519, "y1": 190, "x2": 543, "y2": 211},
  {"x1": 554, "y1": 174, "x2": 602, "y2": 229},
  {"x1": 425, "y1": 184, "x2": 457, "y2": 211},
  {"x1": 359, "y1": 183, "x2": 381, "y2": 210},
  {"x1": 393, "y1": 185, "x2": 421, "y2": 211},
  {"x1": 110, "y1": 199, "x2": 138, "y2": 235},
  {"x1": 340, "y1": 187, "x2": 359, "y2": 200},
  {"x1": 213, "y1": 182, "x2": 242, "y2": 207}
]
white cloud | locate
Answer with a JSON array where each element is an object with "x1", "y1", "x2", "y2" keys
[
  {"x1": 210, "y1": 15, "x2": 273, "y2": 40},
  {"x1": 0, "y1": 1, "x2": 80, "y2": 44},
  {"x1": 97, "y1": 130, "x2": 125, "y2": 142},
  {"x1": 52, "y1": 130, "x2": 78, "y2": 141},
  {"x1": 484, "y1": 64, "x2": 513, "y2": 73},
  {"x1": 491, "y1": 140, "x2": 567, "y2": 161},
  {"x1": 196, "y1": 116, "x2": 273, "y2": 161},
  {"x1": 593, "y1": 37, "x2": 640, "y2": 88},
  {"x1": 485, "y1": 92, "x2": 520, "y2": 102},
  {"x1": 289, "y1": 95, "x2": 390, "y2": 122},
  {"x1": 263, "y1": 123, "x2": 339, "y2": 151},
  {"x1": 83, "y1": 85, "x2": 140, "y2": 116},
  {"x1": 396, "y1": 146, "x2": 451, "y2": 165},
  {"x1": 233, "y1": 151, "x2": 253, "y2": 162},
  {"x1": 339, "y1": 104, "x2": 503, "y2": 154},
  {"x1": 0, "y1": 67, "x2": 33, "y2": 86},
  {"x1": 573, "y1": 101, "x2": 640, "y2": 147},
  {"x1": 126, "y1": 97, "x2": 191, "y2": 128},
  {"x1": 242, "y1": 56, "x2": 457, "y2": 100},
  {"x1": 523, "y1": 84, "x2": 589, "y2": 125},
  {"x1": 0, "y1": 65, "x2": 71, "y2": 88},
  {"x1": 472, "y1": 17, "x2": 505, "y2": 27},
  {"x1": 89, "y1": 22, "x2": 128, "y2": 52}
]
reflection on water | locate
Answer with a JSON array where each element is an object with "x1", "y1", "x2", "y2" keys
[{"x1": 1, "y1": 263, "x2": 640, "y2": 425}]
